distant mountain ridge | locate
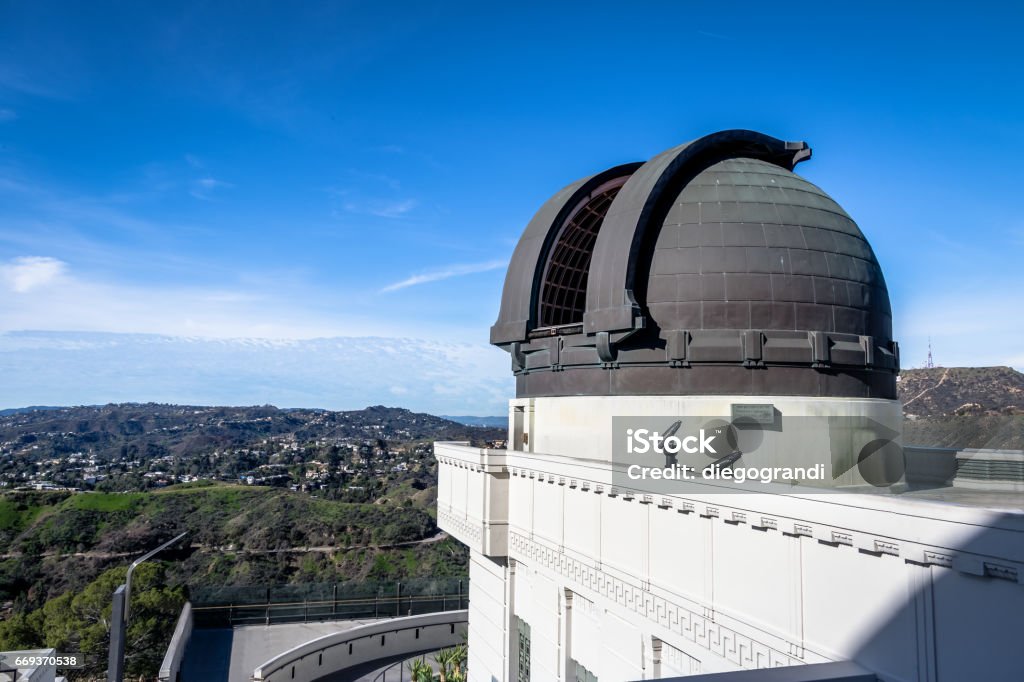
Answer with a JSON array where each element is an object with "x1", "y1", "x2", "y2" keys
[
  {"x1": 443, "y1": 415, "x2": 507, "y2": 428},
  {"x1": 898, "y1": 366, "x2": 1024, "y2": 417},
  {"x1": 0, "y1": 405, "x2": 65, "y2": 417},
  {"x1": 0, "y1": 330, "x2": 512, "y2": 416},
  {"x1": 0, "y1": 402, "x2": 503, "y2": 463}
]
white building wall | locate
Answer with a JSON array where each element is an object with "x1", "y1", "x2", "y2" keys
[
  {"x1": 932, "y1": 564, "x2": 1022, "y2": 681},
  {"x1": 513, "y1": 560, "x2": 561, "y2": 682},
  {"x1": 437, "y1": 395, "x2": 1024, "y2": 682},
  {"x1": 468, "y1": 553, "x2": 509, "y2": 682},
  {"x1": 648, "y1": 503, "x2": 710, "y2": 604}
]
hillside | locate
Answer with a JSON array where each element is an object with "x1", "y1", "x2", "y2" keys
[
  {"x1": 898, "y1": 366, "x2": 1024, "y2": 417},
  {"x1": 897, "y1": 367, "x2": 1024, "y2": 449},
  {"x1": 0, "y1": 402, "x2": 499, "y2": 461},
  {"x1": 0, "y1": 402, "x2": 493, "y2": 610},
  {"x1": 0, "y1": 483, "x2": 468, "y2": 678},
  {"x1": 0, "y1": 485, "x2": 466, "y2": 608},
  {"x1": 0, "y1": 403, "x2": 502, "y2": 495},
  {"x1": 0, "y1": 402, "x2": 498, "y2": 677}
]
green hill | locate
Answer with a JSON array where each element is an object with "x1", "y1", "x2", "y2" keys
[{"x1": 1, "y1": 484, "x2": 465, "y2": 608}]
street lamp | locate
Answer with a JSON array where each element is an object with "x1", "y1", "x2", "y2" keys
[{"x1": 107, "y1": 532, "x2": 188, "y2": 682}]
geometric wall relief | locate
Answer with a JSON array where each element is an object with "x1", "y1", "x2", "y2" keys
[{"x1": 509, "y1": 529, "x2": 799, "y2": 670}]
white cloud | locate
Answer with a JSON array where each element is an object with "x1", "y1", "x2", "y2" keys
[
  {"x1": 0, "y1": 331, "x2": 513, "y2": 414},
  {"x1": 381, "y1": 260, "x2": 507, "y2": 293},
  {"x1": 327, "y1": 181, "x2": 419, "y2": 219},
  {"x1": 0, "y1": 256, "x2": 67, "y2": 293},
  {"x1": 0, "y1": 257, "x2": 386, "y2": 340}
]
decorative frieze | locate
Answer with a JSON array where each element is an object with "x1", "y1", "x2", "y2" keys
[
  {"x1": 509, "y1": 530, "x2": 799, "y2": 671},
  {"x1": 438, "y1": 508, "x2": 482, "y2": 545}
]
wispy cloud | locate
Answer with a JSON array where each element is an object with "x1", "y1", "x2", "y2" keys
[
  {"x1": 0, "y1": 254, "x2": 371, "y2": 339},
  {"x1": 0, "y1": 66, "x2": 73, "y2": 100},
  {"x1": 360, "y1": 198, "x2": 417, "y2": 218},
  {"x1": 0, "y1": 256, "x2": 67, "y2": 293},
  {"x1": 0, "y1": 108, "x2": 16, "y2": 123},
  {"x1": 0, "y1": 167, "x2": 169, "y2": 240},
  {"x1": 332, "y1": 192, "x2": 418, "y2": 219},
  {"x1": 0, "y1": 331, "x2": 513, "y2": 414},
  {"x1": 190, "y1": 176, "x2": 234, "y2": 200},
  {"x1": 342, "y1": 169, "x2": 401, "y2": 190},
  {"x1": 328, "y1": 174, "x2": 417, "y2": 218},
  {"x1": 899, "y1": 289, "x2": 1024, "y2": 370},
  {"x1": 381, "y1": 260, "x2": 506, "y2": 293}
]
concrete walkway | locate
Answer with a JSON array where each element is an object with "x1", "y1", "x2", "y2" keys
[{"x1": 182, "y1": 619, "x2": 376, "y2": 682}]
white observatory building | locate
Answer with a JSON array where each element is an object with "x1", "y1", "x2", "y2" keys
[{"x1": 435, "y1": 131, "x2": 1024, "y2": 681}]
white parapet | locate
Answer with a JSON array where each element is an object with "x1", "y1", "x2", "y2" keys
[
  {"x1": 251, "y1": 611, "x2": 468, "y2": 682},
  {"x1": 435, "y1": 441, "x2": 510, "y2": 558}
]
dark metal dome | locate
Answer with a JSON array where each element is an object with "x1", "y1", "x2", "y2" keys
[{"x1": 491, "y1": 130, "x2": 899, "y2": 399}]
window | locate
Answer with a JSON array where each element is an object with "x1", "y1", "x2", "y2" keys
[
  {"x1": 516, "y1": 617, "x2": 532, "y2": 682},
  {"x1": 538, "y1": 184, "x2": 623, "y2": 327},
  {"x1": 513, "y1": 405, "x2": 526, "y2": 451}
]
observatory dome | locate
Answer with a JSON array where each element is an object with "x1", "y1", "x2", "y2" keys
[{"x1": 491, "y1": 130, "x2": 899, "y2": 399}]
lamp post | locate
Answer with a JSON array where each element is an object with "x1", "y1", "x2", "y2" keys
[{"x1": 107, "y1": 532, "x2": 188, "y2": 682}]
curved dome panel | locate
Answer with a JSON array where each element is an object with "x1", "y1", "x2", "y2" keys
[
  {"x1": 490, "y1": 131, "x2": 899, "y2": 400},
  {"x1": 490, "y1": 163, "x2": 642, "y2": 345},
  {"x1": 645, "y1": 157, "x2": 891, "y2": 341}
]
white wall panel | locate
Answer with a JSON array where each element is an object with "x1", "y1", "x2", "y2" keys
[
  {"x1": 533, "y1": 480, "x2": 564, "y2": 547},
  {"x1": 802, "y1": 541, "x2": 917, "y2": 681},
  {"x1": 600, "y1": 496, "x2": 645, "y2": 577},
  {"x1": 714, "y1": 521, "x2": 799, "y2": 639},
  {"x1": 649, "y1": 508, "x2": 710, "y2": 602}
]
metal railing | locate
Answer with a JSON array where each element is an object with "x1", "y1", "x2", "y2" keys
[{"x1": 190, "y1": 578, "x2": 468, "y2": 628}]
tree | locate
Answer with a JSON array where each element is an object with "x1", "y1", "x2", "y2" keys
[
  {"x1": 0, "y1": 562, "x2": 185, "y2": 679},
  {"x1": 0, "y1": 611, "x2": 43, "y2": 650},
  {"x1": 407, "y1": 657, "x2": 434, "y2": 682},
  {"x1": 435, "y1": 644, "x2": 467, "y2": 682}
]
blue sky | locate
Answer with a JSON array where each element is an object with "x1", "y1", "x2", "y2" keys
[{"x1": 1, "y1": 1, "x2": 1022, "y2": 413}]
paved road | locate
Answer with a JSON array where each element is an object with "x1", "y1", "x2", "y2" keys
[
  {"x1": 0, "y1": 531, "x2": 449, "y2": 560},
  {"x1": 182, "y1": 619, "x2": 376, "y2": 682}
]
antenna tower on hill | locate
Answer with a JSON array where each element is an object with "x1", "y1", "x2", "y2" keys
[{"x1": 926, "y1": 337, "x2": 935, "y2": 369}]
